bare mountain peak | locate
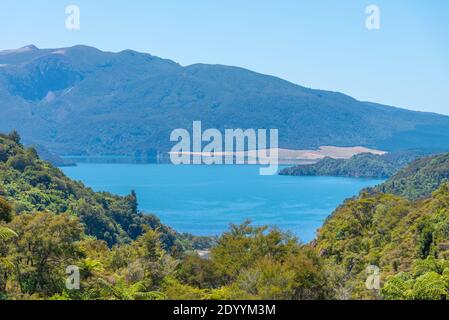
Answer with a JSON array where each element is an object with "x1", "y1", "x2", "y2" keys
[
  {"x1": 0, "y1": 44, "x2": 39, "y2": 55},
  {"x1": 23, "y1": 44, "x2": 39, "y2": 50}
]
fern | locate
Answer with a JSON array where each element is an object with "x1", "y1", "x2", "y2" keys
[
  {"x1": 0, "y1": 227, "x2": 17, "y2": 240},
  {"x1": 382, "y1": 272, "x2": 413, "y2": 300},
  {"x1": 413, "y1": 272, "x2": 447, "y2": 300},
  {"x1": 98, "y1": 278, "x2": 167, "y2": 300}
]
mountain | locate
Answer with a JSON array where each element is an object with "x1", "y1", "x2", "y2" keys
[
  {"x1": 279, "y1": 150, "x2": 432, "y2": 179},
  {"x1": 1, "y1": 45, "x2": 449, "y2": 156}
]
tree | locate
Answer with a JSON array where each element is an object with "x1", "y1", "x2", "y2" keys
[
  {"x1": 0, "y1": 197, "x2": 17, "y2": 294},
  {"x1": 211, "y1": 222, "x2": 297, "y2": 281},
  {"x1": 8, "y1": 212, "x2": 84, "y2": 295},
  {"x1": 7, "y1": 130, "x2": 21, "y2": 145},
  {"x1": 0, "y1": 146, "x2": 8, "y2": 162},
  {"x1": 176, "y1": 253, "x2": 222, "y2": 288},
  {"x1": 6, "y1": 153, "x2": 32, "y2": 171},
  {"x1": 0, "y1": 196, "x2": 16, "y2": 240},
  {"x1": 129, "y1": 190, "x2": 138, "y2": 214},
  {"x1": 0, "y1": 196, "x2": 13, "y2": 223}
]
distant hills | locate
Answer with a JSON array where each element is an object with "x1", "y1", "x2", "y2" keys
[
  {"x1": 30, "y1": 143, "x2": 76, "y2": 167},
  {"x1": 280, "y1": 150, "x2": 431, "y2": 179},
  {"x1": 1, "y1": 45, "x2": 449, "y2": 156}
]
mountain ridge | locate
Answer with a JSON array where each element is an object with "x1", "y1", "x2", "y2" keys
[{"x1": 1, "y1": 45, "x2": 449, "y2": 156}]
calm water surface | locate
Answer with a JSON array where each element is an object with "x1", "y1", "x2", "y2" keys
[{"x1": 61, "y1": 164, "x2": 384, "y2": 242}]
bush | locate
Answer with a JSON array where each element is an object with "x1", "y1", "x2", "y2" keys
[
  {"x1": 0, "y1": 147, "x2": 8, "y2": 162},
  {"x1": 0, "y1": 196, "x2": 12, "y2": 223},
  {"x1": 7, "y1": 154, "x2": 32, "y2": 171}
]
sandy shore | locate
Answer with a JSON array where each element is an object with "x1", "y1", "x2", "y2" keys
[{"x1": 169, "y1": 146, "x2": 386, "y2": 165}]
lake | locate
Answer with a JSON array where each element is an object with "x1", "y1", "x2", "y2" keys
[{"x1": 61, "y1": 164, "x2": 384, "y2": 242}]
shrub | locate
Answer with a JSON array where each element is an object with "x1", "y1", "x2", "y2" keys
[{"x1": 0, "y1": 196, "x2": 12, "y2": 223}]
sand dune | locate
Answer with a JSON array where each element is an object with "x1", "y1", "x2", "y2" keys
[{"x1": 169, "y1": 146, "x2": 386, "y2": 165}]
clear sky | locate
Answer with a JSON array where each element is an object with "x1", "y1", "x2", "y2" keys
[{"x1": 1, "y1": 0, "x2": 448, "y2": 115}]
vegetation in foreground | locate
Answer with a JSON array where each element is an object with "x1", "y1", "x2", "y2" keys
[
  {"x1": 0, "y1": 132, "x2": 329, "y2": 300},
  {"x1": 2, "y1": 131, "x2": 449, "y2": 300}
]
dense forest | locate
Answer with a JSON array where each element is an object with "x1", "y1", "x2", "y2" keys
[
  {"x1": 373, "y1": 153, "x2": 449, "y2": 200},
  {"x1": 279, "y1": 151, "x2": 430, "y2": 178},
  {"x1": 2, "y1": 131, "x2": 449, "y2": 300},
  {"x1": 0, "y1": 132, "x2": 327, "y2": 300}
]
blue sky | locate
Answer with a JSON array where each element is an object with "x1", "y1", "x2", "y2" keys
[{"x1": 1, "y1": 0, "x2": 448, "y2": 114}]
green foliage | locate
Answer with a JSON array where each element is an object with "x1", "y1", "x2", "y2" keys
[
  {"x1": 281, "y1": 153, "x2": 395, "y2": 178},
  {"x1": 382, "y1": 258, "x2": 449, "y2": 300},
  {"x1": 374, "y1": 153, "x2": 449, "y2": 200},
  {"x1": 12, "y1": 212, "x2": 83, "y2": 295},
  {"x1": 315, "y1": 152, "x2": 449, "y2": 298},
  {"x1": 169, "y1": 221, "x2": 333, "y2": 300},
  {"x1": 98, "y1": 277, "x2": 167, "y2": 300},
  {"x1": 7, "y1": 131, "x2": 21, "y2": 145},
  {"x1": 0, "y1": 131, "x2": 221, "y2": 300},
  {"x1": 0, "y1": 227, "x2": 17, "y2": 240},
  {"x1": 2, "y1": 129, "x2": 449, "y2": 300},
  {"x1": 176, "y1": 253, "x2": 222, "y2": 289},
  {"x1": 0, "y1": 133, "x2": 180, "y2": 247},
  {"x1": 0, "y1": 196, "x2": 12, "y2": 223},
  {"x1": 0, "y1": 196, "x2": 16, "y2": 242},
  {"x1": 381, "y1": 272, "x2": 414, "y2": 300},
  {"x1": 280, "y1": 151, "x2": 429, "y2": 179},
  {"x1": 211, "y1": 222, "x2": 297, "y2": 281}
]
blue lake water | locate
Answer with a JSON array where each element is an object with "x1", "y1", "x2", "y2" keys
[{"x1": 61, "y1": 164, "x2": 384, "y2": 242}]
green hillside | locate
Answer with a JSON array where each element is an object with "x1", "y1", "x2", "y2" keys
[
  {"x1": 0, "y1": 131, "x2": 330, "y2": 300},
  {"x1": 373, "y1": 153, "x2": 449, "y2": 200},
  {"x1": 0, "y1": 131, "x2": 181, "y2": 248},
  {"x1": 316, "y1": 152, "x2": 449, "y2": 299},
  {"x1": 280, "y1": 151, "x2": 430, "y2": 179}
]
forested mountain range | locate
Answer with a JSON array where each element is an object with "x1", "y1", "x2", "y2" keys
[{"x1": 1, "y1": 45, "x2": 449, "y2": 156}]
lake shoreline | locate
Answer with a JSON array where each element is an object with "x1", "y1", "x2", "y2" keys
[{"x1": 61, "y1": 163, "x2": 385, "y2": 242}]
